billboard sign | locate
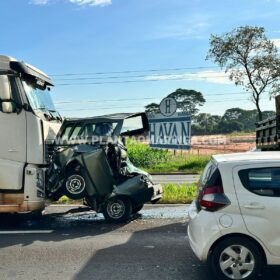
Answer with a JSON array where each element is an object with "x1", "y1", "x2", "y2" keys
[
  {"x1": 149, "y1": 111, "x2": 191, "y2": 150},
  {"x1": 159, "y1": 97, "x2": 177, "y2": 117}
]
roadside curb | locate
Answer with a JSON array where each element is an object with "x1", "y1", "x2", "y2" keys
[
  {"x1": 48, "y1": 203, "x2": 188, "y2": 207},
  {"x1": 150, "y1": 172, "x2": 199, "y2": 175}
]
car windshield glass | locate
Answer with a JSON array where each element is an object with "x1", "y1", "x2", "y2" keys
[
  {"x1": 63, "y1": 122, "x2": 118, "y2": 140},
  {"x1": 23, "y1": 81, "x2": 56, "y2": 112},
  {"x1": 122, "y1": 116, "x2": 143, "y2": 133}
]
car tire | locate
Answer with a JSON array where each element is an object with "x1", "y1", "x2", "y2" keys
[
  {"x1": 103, "y1": 197, "x2": 132, "y2": 222},
  {"x1": 63, "y1": 170, "x2": 87, "y2": 200},
  {"x1": 208, "y1": 236, "x2": 263, "y2": 280},
  {"x1": 132, "y1": 204, "x2": 144, "y2": 214}
]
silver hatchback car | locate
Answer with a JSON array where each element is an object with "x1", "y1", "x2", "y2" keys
[{"x1": 188, "y1": 152, "x2": 280, "y2": 280}]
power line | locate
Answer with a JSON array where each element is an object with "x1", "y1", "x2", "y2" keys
[
  {"x1": 56, "y1": 98, "x2": 257, "y2": 111},
  {"x1": 55, "y1": 75, "x2": 232, "y2": 86},
  {"x1": 54, "y1": 96, "x2": 164, "y2": 105},
  {"x1": 53, "y1": 71, "x2": 226, "y2": 81},
  {"x1": 50, "y1": 65, "x2": 220, "y2": 77},
  {"x1": 53, "y1": 92, "x2": 249, "y2": 105}
]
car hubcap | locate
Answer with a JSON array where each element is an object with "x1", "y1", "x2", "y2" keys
[
  {"x1": 66, "y1": 175, "x2": 86, "y2": 195},
  {"x1": 219, "y1": 245, "x2": 255, "y2": 280},
  {"x1": 107, "y1": 199, "x2": 125, "y2": 219}
]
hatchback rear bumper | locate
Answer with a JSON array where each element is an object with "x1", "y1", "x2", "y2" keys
[{"x1": 187, "y1": 201, "x2": 222, "y2": 261}]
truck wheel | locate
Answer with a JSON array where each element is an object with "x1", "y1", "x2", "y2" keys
[
  {"x1": 208, "y1": 237, "x2": 263, "y2": 280},
  {"x1": 63, "y1": 172, "x2": 86, "y2": 200},
  {"x1": 103, "y1": 197, "x2": 132, "y2": 222},
  {"x1": 132, "y1": 204, "x2": 144, "y2": 214}
]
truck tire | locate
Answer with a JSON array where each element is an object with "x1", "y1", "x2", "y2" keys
[
  {"x1": 63, "y1": 171, "x2": 86, "y2": 200},
  {"x1": 103, "y1": 197, "x2": 132, "y2": 222}
]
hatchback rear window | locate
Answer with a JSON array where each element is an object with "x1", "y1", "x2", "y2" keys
[
  {"x1": 196, "y1": 160, "x2": 222, "y2": 210},
  {"x1": 200, "y1": 160, "x2": 216, "y2": 185},
  {"x1": 239, "y1": 167, "x2": 280, "y2": 197}
]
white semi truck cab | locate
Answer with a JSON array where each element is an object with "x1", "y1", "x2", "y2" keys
[{"x1": 0, "y1": 55, "x2": 62, "y2": 213}]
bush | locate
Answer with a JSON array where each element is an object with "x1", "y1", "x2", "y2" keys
[
  {"x1": 126, "y1": 139, "x2": 210, "y2": 173},
  {"x1": 126, "y1": 138, "x2": 169, "y2": 168}
]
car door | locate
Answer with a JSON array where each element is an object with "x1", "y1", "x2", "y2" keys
[{"x1": 233, "y1": 163, "x2": 280, "y2": 257}]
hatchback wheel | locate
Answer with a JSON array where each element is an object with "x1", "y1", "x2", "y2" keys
[
  {"x1": 132, "y1": 204, "x2": 144, "y2": 214},
  {"x1": 103, "y1": 197, "x2": 132, "y2": 222},
  {"x1": 209, "y1": 237, "x2": 263, "y2": 280},
  {"x1": 63, "y1": 173, "x2": 86, "y2": 200}
]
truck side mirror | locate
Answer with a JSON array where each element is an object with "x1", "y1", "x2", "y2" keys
[
  {"x1": 0, "y1": 75, "x2": 12, "y2": 100},
  {"x1": 1, "y1": 102, "x2": 14, "y2": 113},
  {"x1": 0, "y1": 75, "x2": 17, "y2": 113}
]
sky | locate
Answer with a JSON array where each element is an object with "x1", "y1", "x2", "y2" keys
[{"x1": 1, "y1": 0, "x2": 280, "y2": 117}]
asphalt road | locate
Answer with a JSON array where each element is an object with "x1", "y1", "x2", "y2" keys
[
  {"x1": 0, "y1": 205, "x2": 278, "y2": 280},
  {"x1": 152, "y1": 174, "x2": 200, "y2": 184}
]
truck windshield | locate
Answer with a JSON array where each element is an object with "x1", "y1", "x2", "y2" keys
[{"x1": 23, "y1": 81, "x2": 56, "y2": 112}]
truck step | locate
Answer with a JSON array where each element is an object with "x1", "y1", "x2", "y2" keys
[{"x1": 0, "y1": 204, "x2": 21, "y2": 212}]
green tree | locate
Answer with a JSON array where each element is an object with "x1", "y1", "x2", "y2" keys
[
  {"x1": 207, "y1": 26, "x2": 280, "y2": 121},
  {"x1": 145, "y1": 102, "x2": 160, "y2": 114},
  {"x1": 194, "y1": 113, "x2": 221, "y2": 133},
  {"x1": 218, "y1": 120, "x2": 244, "y2": 133},
  {"x1": 222, "y1": 108, "x2": 275, "y2": 131},
  {"x1": 167, "y1": 88, "x2": 205, "y2": 115},
  {"x1": 145, "y1": 88, "x2": 205, "y2": 116}
]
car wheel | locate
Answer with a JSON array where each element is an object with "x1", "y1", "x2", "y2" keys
[
  {"x1": 132, "y1": 204, "x2": 144, "y2": 214},
  {"x1": 63, "y1": 172, "x2": 86, "y2": 200},
  {"x1": 103, "y1": 197, "x2": 132, "y2": 222},
  {"x1": 209, "y1": 237, "x2": 263, "y2": 280}
]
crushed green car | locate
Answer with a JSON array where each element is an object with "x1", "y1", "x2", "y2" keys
[{"x1": 47, "y1": 113, "x2": 163, "y2": 222}]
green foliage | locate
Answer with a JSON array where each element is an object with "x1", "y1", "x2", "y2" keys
[
  {"x1": 159, "y1": 183, "x2": 197, "y2": 204},
  {"x1": 145, "y1": 88, "x2": 205, "y2": 116},
  {"x1": 126, "y1": 138, "x2": 169, "y2": 168},
  {"x1": 126, "y1": 139, "x2": 210, "y2": 173},
  {"x1": 192, "y1": 108, "x2": 275, "y2": 135},
  {"x1": 167, "y1": 88, "x2": 205, "y2": 115},
  {"x1": 207, "y1": 25, "x2": 280, "y2": 121},
  {"x1": 218, "y1": 120, "x2": 244, "y2": 133},
  {"x1": 55, "y1": 195, "x2": 81, "y2": 204},
  {"x1": 145, "y1": 102, "x2": 160, "y2": 114},
  {"x1": 147, "y1": 154, "x2": 210, "y2": 173},
  {"x1": 193, "y1": 113, "x2": 222, "y2": 134}
]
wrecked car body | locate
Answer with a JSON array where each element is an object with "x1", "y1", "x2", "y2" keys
[{"x1": 47, "y1": 113, "x2": 163, "y2": 222}]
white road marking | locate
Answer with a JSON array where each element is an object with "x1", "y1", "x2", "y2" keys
[{"x1": 0, "y1": 230, "x2": 53, "y2": 234}]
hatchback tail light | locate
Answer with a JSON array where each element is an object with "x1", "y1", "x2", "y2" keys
[{"x1": 199, "y1": 185, "x2": 230, "y2": 212}]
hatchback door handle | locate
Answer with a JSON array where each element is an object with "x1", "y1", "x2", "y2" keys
[{"x1": 243, "y1": 203, "x2": 265, "y2": 210}]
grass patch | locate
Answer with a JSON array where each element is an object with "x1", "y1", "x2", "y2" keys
[
  {"x1": 126, "y1": 138, "x2": 210, "y2": 173},
  {"x1": 146, "y1": 154, "x2": 210, "y2": 174},
  {"x1": 54, "y1": 196, "x2": 82, "y2": 204},
  {"x1": 159, "y1": 183, "x2": 197, "y2": 204},
  {"x1": 126, "y1": 138, "x2": 169, "y2": 168}
]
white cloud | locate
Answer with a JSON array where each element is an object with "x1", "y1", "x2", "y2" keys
[
  {"x1": 69, "y1": 0, "x2": 112, "y2": 6},
  {"x1": 151, "y1": 13, "x2": 210, "y2": 40},
  {"x1": 30, "y1": 0, "x2": 49, "y2": 5},
  {"x1": 144, "y1": 70, "x2": 232, "y2": 85},
  {"x1": 271, "y1": 39, "x2": 280, "y2": 48}
]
